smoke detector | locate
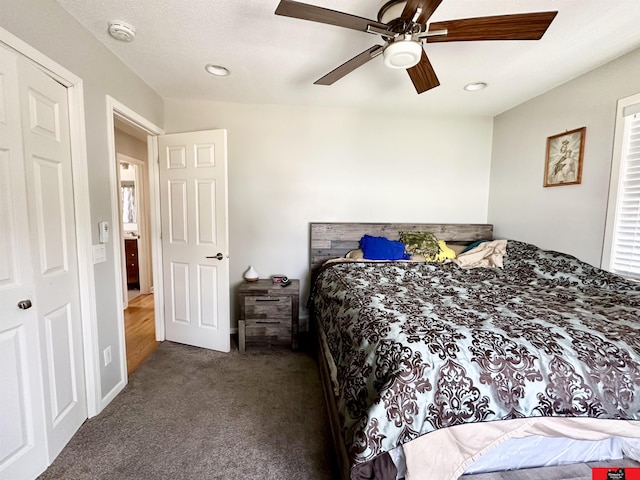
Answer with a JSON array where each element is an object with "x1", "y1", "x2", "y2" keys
[{"x1": 108, "y1": 21, "x2": 136, "y2": 42}]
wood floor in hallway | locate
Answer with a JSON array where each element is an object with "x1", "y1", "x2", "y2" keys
[{"x1": 125, "y1": 293, "x2": 160, "y2": 376}]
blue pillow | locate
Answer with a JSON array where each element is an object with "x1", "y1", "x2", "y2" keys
[
  {"x1": 360, "y1": 235, "x2": 410, "y2": 260},
  {"x1": 461, "y1": 240, "x2": 489, "y2": 253}
]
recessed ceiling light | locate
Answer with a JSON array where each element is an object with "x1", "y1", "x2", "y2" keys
[
  {"x1": 464, "y1": 82, "x2": 488, "y2": 92},
  {"x1": 108, "y1": 21, "x2": 136, "y2": 42},
  {"x1": 205, "y1": 64, "x2": 230, "y2": 77}
]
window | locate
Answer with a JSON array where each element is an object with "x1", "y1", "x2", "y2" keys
[
  {"x1": 603, "y1": 93, "x2": 640, "y2": 282},
  {"x1": 121, "y1": 182, "x2": 136, "y2": 224}
]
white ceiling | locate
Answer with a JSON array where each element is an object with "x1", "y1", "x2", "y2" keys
[{"x1": 55, "y1": 0, "x2": 640, "y2": 116}]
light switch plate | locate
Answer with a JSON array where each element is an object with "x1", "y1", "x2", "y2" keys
[{"x1": 93, "y1": 244, "x2": 107, "y2": 264}]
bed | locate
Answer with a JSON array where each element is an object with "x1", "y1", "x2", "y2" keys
[{"x1": 308, "y1": 222, "x2": 640, "y2": 480}]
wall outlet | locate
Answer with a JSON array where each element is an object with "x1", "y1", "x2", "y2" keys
[{"x1": 103, "y1": 346, "x2": 112, "y2": 366}]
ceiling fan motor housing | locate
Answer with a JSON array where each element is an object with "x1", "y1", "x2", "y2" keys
[{"x1": 377, "y1": 0, "x2": 408, "y2": 23}]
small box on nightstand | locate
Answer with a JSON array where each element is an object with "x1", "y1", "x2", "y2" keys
[{"x1": 237, "y1": 279, "x2": 299, "y2": 353}]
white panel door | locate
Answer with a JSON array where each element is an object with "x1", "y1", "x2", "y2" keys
[
  {"x1": 0, "y1": 43, "x2": 48, "y2": 480},
  {"x1": 159, "y1": 130, "x2": 230, "y2": 352},
  {"x1": 17, "y1": 54, "x2": 86, "y2": 461}
]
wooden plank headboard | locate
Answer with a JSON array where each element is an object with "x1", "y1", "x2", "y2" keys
[{"x1": 310, "y1": 222, "x2": 493, "y2": 278}]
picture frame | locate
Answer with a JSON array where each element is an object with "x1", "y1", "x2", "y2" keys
[{"x1": 543, "y1": 127, "x2": 586, "y2": 187}]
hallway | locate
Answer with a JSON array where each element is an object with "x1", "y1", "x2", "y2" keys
[{"x1": 124, "y1": 294, "x2": 159, "y2": 376}]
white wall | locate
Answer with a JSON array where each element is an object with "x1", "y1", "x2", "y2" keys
[
  {"x1": 1, "y1": 0, "x2": 164, "y2": 401},
  {"x1": 165, "y1": 100, "x2": 494, "y2": 325},
  {"x1": 488, "y1": 46, "x2": 640, "y2": 267},
  {"x1": 115, "y1": 128, "x2": 148, "y2": 163}
]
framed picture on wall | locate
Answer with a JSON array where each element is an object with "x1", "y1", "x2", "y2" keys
[{"x1": 544, "y1": 127, "x2": 586, "y2": 187}]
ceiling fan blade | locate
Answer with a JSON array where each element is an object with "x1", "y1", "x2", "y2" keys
[
  {"x1": 427, "y1": 11, "x2": 558, "y2": 42},
  {"x1": 315, "y1": 45, "x2": 384, "y2": 85},
  {"x1": 407, "y1": 50, "x2": 440, "y2": 94},
  {"x1": 401, "y1": 0, "x2": 443, "y2": 24},
  {"x1": 275, "y1": 0, "x2": 388, "y2": 33}
]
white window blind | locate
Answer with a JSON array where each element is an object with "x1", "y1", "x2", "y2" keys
[{"x1": 610, "y1": 108, "x2": 640, "y2": 281}]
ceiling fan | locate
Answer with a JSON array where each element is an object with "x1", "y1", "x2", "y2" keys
[{"x1": 274, "y1": 0, "x2": 557, "y2": 94}]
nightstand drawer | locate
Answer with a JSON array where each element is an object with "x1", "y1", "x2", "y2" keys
[
  {"x1": 244, "y1": 296, "x2": 292, "y2": 322},
  {"x1": 245, "y1": 324, "x2": 291, "y2": 347}
]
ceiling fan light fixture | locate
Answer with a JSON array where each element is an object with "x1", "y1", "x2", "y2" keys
[{"x1": 383, "y1": 40, "x2": 422, "y2": 69}]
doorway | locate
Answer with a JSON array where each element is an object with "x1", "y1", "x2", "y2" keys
[
  {"x1": 106, "y1": 100, "x2": 230, "y2": 377},
  {"x1": 117, "y1": 155, "x2": 146, "y2": 303},
  {"x1": 113, "y1": 117, "x2": 160, "y2": 376}
]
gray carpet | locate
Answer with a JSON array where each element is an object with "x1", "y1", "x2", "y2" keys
[{"x1": 38, "y1": 342, "x2": 334, "y2": 480}]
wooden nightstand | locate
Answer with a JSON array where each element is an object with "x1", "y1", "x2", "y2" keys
[{"x1": 237, "y1": 279, "x2": 299, "y2": 353}]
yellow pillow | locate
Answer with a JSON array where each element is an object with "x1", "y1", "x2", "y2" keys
[
  {"x1": 435, "y1": 240, "x2": 456, "y2": 262},
  {"x1": 419, "y1": 240, "x2": 457, "y2": 262}
]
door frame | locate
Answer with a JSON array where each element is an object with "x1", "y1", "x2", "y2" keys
[
  {"x1": 116, "y1": 153, "x2": 151, "y2": 311},
  {"x1": 0, "y1": 28, "x2": 100, "y2": 416},
  {"x1": 106, "y1": 96, "x2": 165, "y2": 389}
]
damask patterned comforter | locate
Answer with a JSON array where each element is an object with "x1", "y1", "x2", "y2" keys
[{"x1": 310, "y1": 241, "x2": 640, "y2": 476}]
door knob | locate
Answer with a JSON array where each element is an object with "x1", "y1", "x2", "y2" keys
[
  {"x1": 206, "y1": 253, "x2": 224, "y2": 260},
  {"x1": 17, "y1": 299, "x2": 33, "y2": 310}
]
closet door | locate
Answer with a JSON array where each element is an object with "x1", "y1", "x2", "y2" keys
[
  {"x1": 0, "y1": 44, "x2": 87, "y2": 478},
  {"x1": 16, "y1": 50, "x2": 87, "y2": 462},
  {"x1": 0, "y1": 43, "x2": 48, "y2": 480}
]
